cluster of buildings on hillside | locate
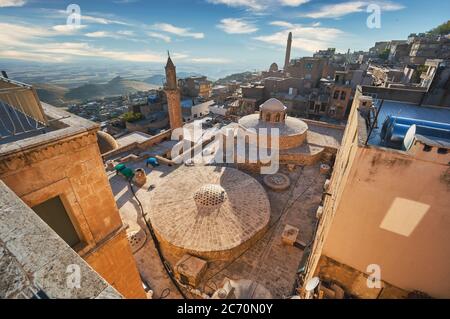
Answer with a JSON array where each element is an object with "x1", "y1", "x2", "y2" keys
[
  {"x1": 110, "y1": 30, "x2": 450, "y2": 143},
  {"x1": 0, "y1": 27, "x2": 449, "y2": 300}
]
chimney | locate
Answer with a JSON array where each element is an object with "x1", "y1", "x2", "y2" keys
[{"x1": 1, "y1": 71, "x2": 8, "y2": 79}]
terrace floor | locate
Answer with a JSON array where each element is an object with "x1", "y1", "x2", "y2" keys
[{"x1": 108, "y1": 160, "x2": 327, "y2": 299}]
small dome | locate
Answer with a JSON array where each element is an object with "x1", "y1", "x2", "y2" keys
[
  {"x1": 96, "y1": 131, "x2": 119, "y2": 155},
  {"x1": 194, "y1": 184, "x2": 227, "y2": 209},
  {"x1": 260, "y1": 98, "x2": 286, "y2": 112},
  {"x1": 269, "y1": 62, "x2": 279, "y2": 72}
]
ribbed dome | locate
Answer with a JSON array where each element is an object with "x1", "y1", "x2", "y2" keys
[
  {"x1": 96, "y1": 131, "x2": 119, "y2": 155},
  {"x1": 260, "y1": 98, "x2": 286, "y2": 112}
]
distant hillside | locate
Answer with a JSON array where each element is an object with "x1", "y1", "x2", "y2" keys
[
  {"x1": 34, "y1": 83, "x2": 70, "y2": 107},
  {"x1": 144, "y1": 74, "x2": 165, "y2": 86},
  {"x1": 144, "y1": 72, "x2": 205, "y2": 86},
  {"x1": 429, "y1": 20, "x2": 450, "y2": 36},
  {"x1": 215, "y1": 71, "x2": 255, "y2": 85},
  {"x1": 64, "y1": 76, "x2": 159, "y2": 102}
]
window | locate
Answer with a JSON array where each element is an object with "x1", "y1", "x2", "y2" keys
[
  {"x1": 333, "y1": 90, "x2": 340, "y2": 99},
  {"x1": 309, "y1": 102, "x2": 315, "y2": 111},
  {"x1": 275, "y1": 113, "x2": 281, "y2": 122},
  {"x1": 320, "y1": 103, "x2": 326, "y2": 112},
  {"x1": 423, "y1": 145, "x2": 432, "y2": 152},
  {"x1": 32, "y1": 196, "x2": 81, "y2": 248},
  {"x1": 266, "y1": 113, "x2": 271, "y2": 121},
  {"x1": 340, "y1": 91, "x2": 347, "y2": 100}
]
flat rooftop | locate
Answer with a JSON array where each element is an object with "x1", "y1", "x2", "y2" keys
[
  {"x1": 109, "y1": 161, "x2": 326, "y2": 299},
  {"x1": 366, "y1": 100, "x2": 450, "y2": 147}
]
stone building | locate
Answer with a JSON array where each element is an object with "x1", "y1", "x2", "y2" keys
[
  {"x1": 301, "y1": 86, "x2": 450, "y2": 298},
  {"x1": 0, "y1": 180, "x2": 122, "y2": 299},
  {"x1": 236, "y1": 98, "x2": 341, "y2": 171},
  {"x1": 286, "y1": 57, "x2": 327, "y2": 88},
  {"x1": 178, "y1": 76, "x2": 212, "y2": 99},
  {"x1": 0, "y1": 76, "x2": 146, "y2": 298}
]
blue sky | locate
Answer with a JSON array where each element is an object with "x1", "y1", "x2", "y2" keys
[{"x1": 0, "y1": 0, "x2": 448, "y2": 77}]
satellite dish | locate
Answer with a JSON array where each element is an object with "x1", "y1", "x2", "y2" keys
[
  {"x1": 305, "y1": 277, "x2": 320, "y2": 292},
  {"x1": 403, "y1": 124, "x2": 416, "y2": 151}
]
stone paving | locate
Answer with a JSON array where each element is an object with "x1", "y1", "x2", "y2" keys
[{"x1": 109, "y1": 161, "x2": 326, "y2": 299}]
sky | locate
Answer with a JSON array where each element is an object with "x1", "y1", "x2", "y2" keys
[{"x1": 0, "y1": 0, "x2": 449, "y2": 78}]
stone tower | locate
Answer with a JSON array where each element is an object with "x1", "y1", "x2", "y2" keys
[
  {"x1": 284, "y1": 32, "x2": 292, "y2": 71},
  {"x1": 164, "y1": 54, "x2": 183, "y2": 130}
]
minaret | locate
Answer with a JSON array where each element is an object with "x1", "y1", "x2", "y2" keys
[
  {"x1": 164, "y1": 53, "x2": 183, "y2": 130},
  {"x1": 284, "y1": 32, "x2": 292, "y2": 71}
]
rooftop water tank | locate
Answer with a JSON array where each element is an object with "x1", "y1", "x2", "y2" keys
[{"x1": 381, "y1": 116, "x2": 450, "y2": 149}]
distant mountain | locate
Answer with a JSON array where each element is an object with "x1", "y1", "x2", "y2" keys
[
  {"x1": 64, "y1": 76, "x2": 159, "y2": 102},
  {"x1": 144, "y1": 74, "x2": 165, "y2": 86},
  {"x1": 215, "y1": 71, "x2": 255, "y2": 85},
  {"x1": 34, "y1": 83, "x2": 70, "y2": 107},
  {"x1": 144, "y1": 72, "x2": 206, "y2": 86}
]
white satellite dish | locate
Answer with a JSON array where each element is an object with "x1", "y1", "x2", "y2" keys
[
  {"x1": 403, "y1": 124, "x2": 416, "y2": 151},
  {"x1": 305, "y1": 277, "x2": 320, "y2": 292}
]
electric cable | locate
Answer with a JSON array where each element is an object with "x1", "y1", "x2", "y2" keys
[{"x1": 128, "y1": 181, "x2": 188, "y2": 299}]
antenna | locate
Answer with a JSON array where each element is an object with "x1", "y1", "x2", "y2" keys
[
  {"x1": 305, "y1": 277, "x2": 320, "y2": 292},
  {"x1": 403, "y1": 124, "x2": 416, "y2": 151}
]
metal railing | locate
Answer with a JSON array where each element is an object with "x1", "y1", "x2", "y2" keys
[{"x1": 0, "y1": 77, "x2": 48, "y2": 141}]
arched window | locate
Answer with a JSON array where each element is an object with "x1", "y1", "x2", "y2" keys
[
  {"x1": 275, "y1": 113, "x2": 281, "y2": 122},
  {"x1": 266, "y1": 113, "x2": 271, "y2": 122}
]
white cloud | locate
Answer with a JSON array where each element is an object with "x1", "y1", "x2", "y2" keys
[
  {"x1": 0, "y1": 0, "x2": 26, "y2": 7},
  {"x1": 255, "y1": 22, "x2": 345, "y2": 52},
  {"x1": 0, "y1": 22, "x2": 224, "y2": 65},
  {"x1": 85, "y1": 31, "x2": 112, "y2": 38},
  {"x1": 270, "y1": 21, "x2": 295, "y2": 28},
  {"x1": 206, "y1": 0, "x2": 265, "y2": 11},
  {"x1": 152, "y1": 23, "x2": 204, "y2": 39},
  {"x1": 52, "y1": 24, "x2": 87, "y2": 34},
  {"x1": 82, "y1": 14, "x2": 131, "y2": 26},
  {"x1": 217, "y1": 18, "x2": 258, "y2": 34},
  {"x1": 117, "y1": 30, "x2": 135, "y2": 36},
  {"x1": 51, "y1": 9, "x2": 131, "y2": 26},
  {"x1": 301, "y1": 1, "x2": 404, "y2": 19},
  {"x1": 207, "y1": 0, "x2": 309, "y2": 11},
  {"x1": 279, "y1": 0, "x2": 309, "y2": 7},
  {"x1": 147, "y1": 32, "x2": 171, "y2": 43}
]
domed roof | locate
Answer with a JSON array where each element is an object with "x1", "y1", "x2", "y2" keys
[
  {"x1": 269, "y1": 62, "x2": 279, "y2": 72},
  {"x1": 148, "y1": 166, "x2": 271, "y2": 260},
  {"x1": 96, "y1": 131, "x2": 119, "y2": 154},
  {"x1": 260, "y1": 98, "x2": 287, "y2": 112},
  {"x1": 194, "y1": 184, "x2": 227, "y2": 209}
]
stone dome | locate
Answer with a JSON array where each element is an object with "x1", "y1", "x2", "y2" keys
[
  {"x1": 96, "y1": 131, "x2": 119, "y2": 155},
  {"x1": 260, "y1": 98, "x2": 287, "y2": 112},
  {"x1": 148, "y1": 166, "x2": 271, "y2": 260},
  {"x1": 194, "y1": 184, "x2": 227, "y2": 209},
  {"x1": 269, "y1": 62, "x2": 279, "y2": 72}
]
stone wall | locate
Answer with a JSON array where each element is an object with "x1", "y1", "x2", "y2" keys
[
  {"x1": 314, "y1": 255, "x2": 409, "y2": 299},
  {"x1": 0, "y1": 129, "x2": 146, "y2": 298},
  {"x1": 0, "y1": 181, "x2": 122, "y2": 299}
]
